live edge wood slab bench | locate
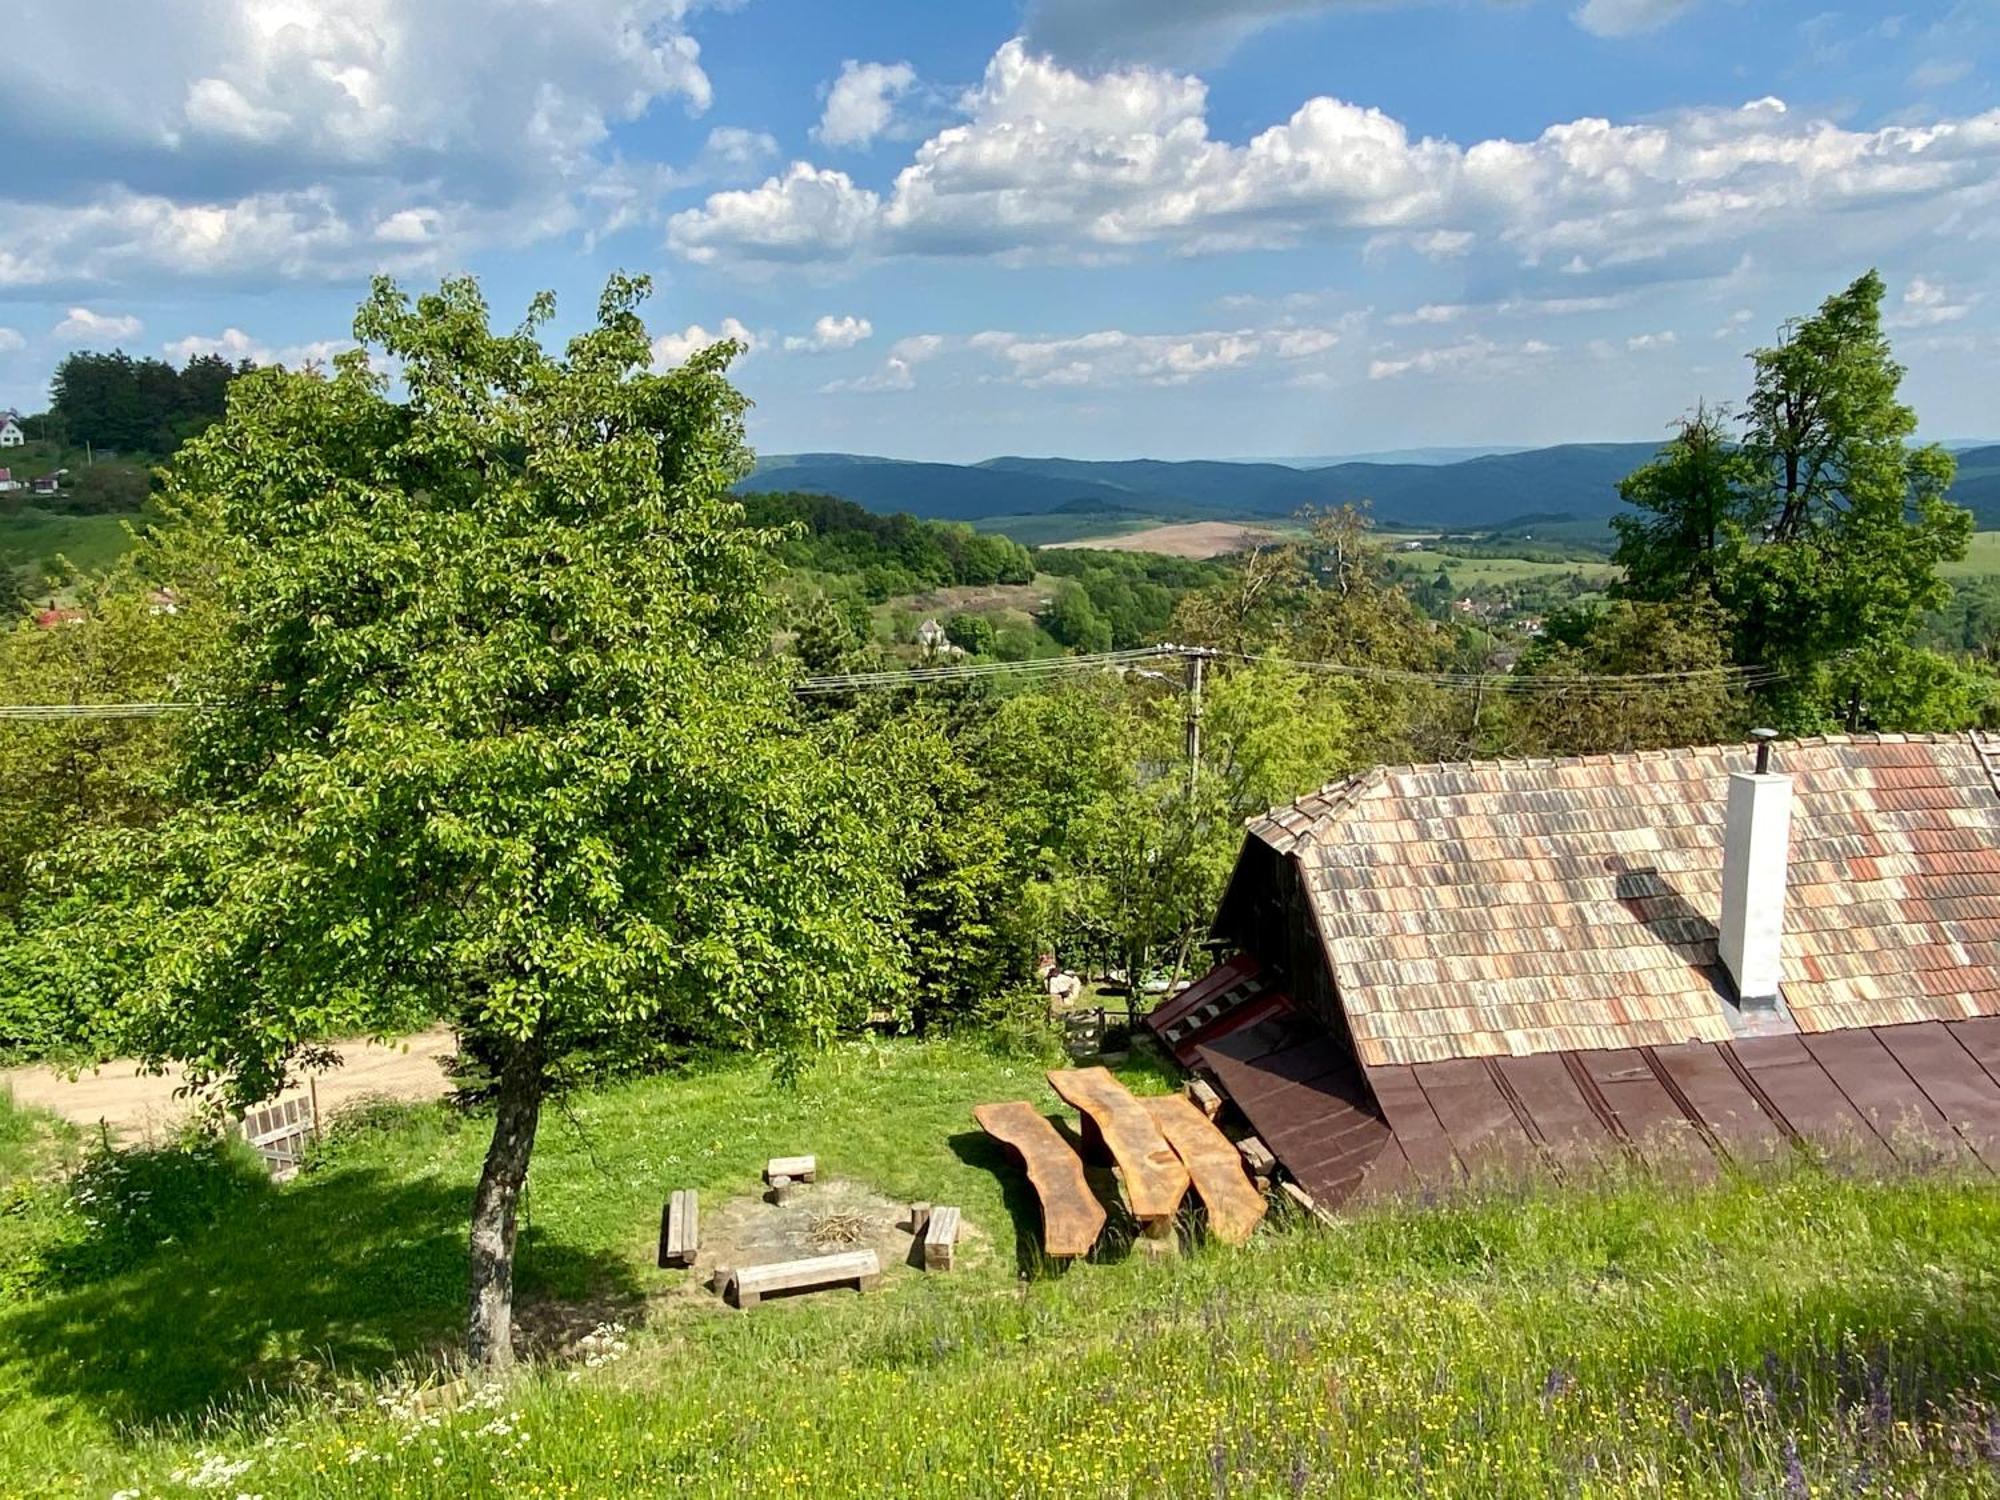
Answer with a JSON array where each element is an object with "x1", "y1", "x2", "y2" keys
[
  {"x1": 1046, "y1": 1066, "x2": 1190, "y2": 1243},
  {"x1": 721, "y1": 1249, "x2": 881, "y2": 1308},
  {"x1": 1142, "y1": 1093, "x2": 1267, "y2": 1246},
  {"x1": 972, "y1": 1101, "x2": 1107, "y2": 1258}
]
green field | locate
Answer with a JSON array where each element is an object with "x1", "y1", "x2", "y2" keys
[
  {"x1": 0, "y1": 509, "x2": 143, "y2": 590},
  {"x1": 1942, "y1": 531, "x2": 2000, "y2": 579},
  {"x1": 5, "y1": 1038, "x2": 2000, "y2": 1497},
  {"x1": 1416, "y1": 550, "x2": 1621, "y2": 587}
]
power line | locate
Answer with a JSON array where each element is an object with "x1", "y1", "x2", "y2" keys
[{"x1": 0, "y1": 643, "x2": 1788, "y2": 720}]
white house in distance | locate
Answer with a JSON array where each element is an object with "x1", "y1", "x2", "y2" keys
[{"x1": 0, "y1": 410, "x2": 23, "y2": 448}]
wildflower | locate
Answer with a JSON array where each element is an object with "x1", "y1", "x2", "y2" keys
[{"x1": 1781, "y1": 1434, "x2": 1807, "y2": 1499}]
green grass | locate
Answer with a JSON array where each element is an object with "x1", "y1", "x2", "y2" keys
[
  {"x1": 0, "y1": 508, "x2": 142, "y2": 584},
  {"x1": 4, "y1": 1040, "x2": 2000, "y2": 1497},
  {"x1": 1414, "y1": 549, "x2": 1622, "y2": 588},
  {"x1": 1941, "y1": 531, "x2": 2000, "y2": 579}
]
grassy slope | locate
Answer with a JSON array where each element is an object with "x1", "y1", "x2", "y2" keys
[{"x1": 3, "y1": 1040, "x2": 2000, "y2": 1497}]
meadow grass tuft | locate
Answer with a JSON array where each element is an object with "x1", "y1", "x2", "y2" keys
[{"x1": 3, "y1": 1040, "x2": 1999, "y2": 1497}]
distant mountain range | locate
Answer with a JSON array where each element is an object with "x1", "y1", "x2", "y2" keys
[{"x1": 743, "y1": 443, "x2": 2000, "y2": 536}]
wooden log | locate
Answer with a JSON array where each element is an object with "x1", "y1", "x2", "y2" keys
[
  {"x1": 906, "y1": 1202, "x2": 932, "y2": 1235},
  {"x1": 1185, "y1": 1076, "x2": 1224, "y2": 1120},
  {"x1": 1280, "y1": 1180, "x2": 1338, "y2": 1227},
  {"x1": 724, "y1": 1249, "x2": 881, "y2": 1309},
  {"x1": 658, "y1": 1188, "x2": 699, "y2": 1269},
  {"x1": 766, "y1": 1155, "x2": 818, "y2": 1184},
  {"x1": 922, "y1": 1205, "x2": 961, "y2": 1271},
  {"x1": 1237, "y1": 1134, "x2": 1278, "y2": 1187}
]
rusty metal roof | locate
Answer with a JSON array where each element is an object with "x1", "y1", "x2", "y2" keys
[
  {"x1": 1203, "y1": 1011, "x2": 2000, "y2": 1213},
  {"x1": 1244, "y1": 734, "x2": 2000, "y2": 1068}
]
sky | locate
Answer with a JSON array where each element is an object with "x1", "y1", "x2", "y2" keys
[{"x1": 2, "y1": 0, "x2": 1997, "y2": 462}]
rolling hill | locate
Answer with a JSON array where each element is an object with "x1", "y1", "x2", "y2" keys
[
  {"x1": 740, "y1": 442, "x2": 2000, "y2": 537},
  {"x1": 740, "y1": 443, "x2": 1666, "y2": 532}
]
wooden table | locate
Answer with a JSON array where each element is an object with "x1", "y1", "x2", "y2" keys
[
  {"x1": 1045, "y1": 1067, "x2": 1190, "y2": 1242},
  {"x1": 972, "y1": 1101, "x2": 1107, "y2": 1258},
  {"x1": 1142, "y1": 1092, "x2": 1267, "y2": 1246}
]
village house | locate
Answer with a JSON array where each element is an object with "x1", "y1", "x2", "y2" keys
[
  {"x1": 0, "y1": 410, "x2": 22, "y2": 448},
  {"x1": 0, "y1": 467, "x2": 19, "y2": 493},
  {"x1": 1152, "y1": 733, "x2": 2000, "y2": 1210}
]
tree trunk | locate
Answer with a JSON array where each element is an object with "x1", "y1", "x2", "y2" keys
[{"x1": 466, "y1": 1042, "x2": 545, "y2": 1373}]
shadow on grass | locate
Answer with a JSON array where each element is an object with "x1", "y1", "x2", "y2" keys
[
  {"x1": 945, "y1": 1128, "x2": 1076, "y2": 1278},
  {"x1": 0, "y1": 1150, "x2": 642, "y2": 1434}
]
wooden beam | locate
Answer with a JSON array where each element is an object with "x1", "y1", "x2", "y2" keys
[{"x1": 724, "y1": 1249, "x2": 881, "y2": 1309}]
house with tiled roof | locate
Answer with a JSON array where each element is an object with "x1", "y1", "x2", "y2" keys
[{"x1": 1149, "y1": 733, "x2": 2000, "y2": 1212}]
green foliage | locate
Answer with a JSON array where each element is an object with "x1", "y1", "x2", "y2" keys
[
  {"x1": 742, "y1": 490, "x2": 1031, "y2": 602},
  {"x1": 942, "y1": 612, "x2": 995, "y2": 656},
  {"x1": 46, "y1": 350, "x2": 254, "y2": 456},
  {"x1": 1502, "y1": 599, "x2": 1746, "y2": 755},
  {"x1": 1042, "y1": 580, "x2": 1112, "y2": 653},
  {"x1": 1612, "y1": 271, "x2": 1978, "y2": 733},
  {"x1": 21, "y1": 276, "x2": 906, "y2": 1095},
  {"x1": 1611, "y1": 403, "x2": 1755, "y2": 602}
]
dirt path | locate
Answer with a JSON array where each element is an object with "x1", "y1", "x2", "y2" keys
[{"x1": 1, "y1": 1028, "x2": 458, "y2": 1142}]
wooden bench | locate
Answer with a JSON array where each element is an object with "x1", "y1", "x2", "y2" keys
[
  {"x1": 922, "y1": 1205, "x2": 961, "y2": 1271},
  {"x1": 657, "y1": 1188, "x2": 698, "y2": 1269},
  {"x1": 1142, "y1": 1093, "x2": 1267, "y2": 1246},
  {"x1": 721, "y1": 1249, "x2": 880, "y2": 1309},
  {"x1": 972, "y1": 1101, "x2": 1107, "y2": 1258},
  {"x1": 1046, "y1": 1067, "x2": 1190, "y2": 1245},
  {"x1": 764, "y1": 1154, "x2": 817, "y2": 1203}
]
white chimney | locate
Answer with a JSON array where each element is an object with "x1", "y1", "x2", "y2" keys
[{"x1": 1718, "y1": 730, "x2": 1790, "y2": 1011}]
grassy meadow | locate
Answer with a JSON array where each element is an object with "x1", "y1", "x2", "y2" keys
[{"x1": 4, "y1": 1037, "x2": 2000, "y2": 1497}]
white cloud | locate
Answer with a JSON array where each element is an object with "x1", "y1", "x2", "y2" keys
[
  {"x1": 1368, "y1": 337, "x2": 1556, "y2": 381},
  {"x1": 1391, "y1": 303, "x2": 1469, "y2": 326},
  {"x1": 701, "y1": 127, "x2": 780, "y2": 173},
  {"x1": 820, "y1": 332, "x2": 944, "y2": 394},
  {"x1": 783, "y1": 314, "x2": 875, "y2": 353},
  {"x1": 1572, "y1": 0, "x2": 1702, "y2": 38},
  {"x1": 668, "y1": 39, "x2": 2000, "y2": 293},
  {"x1": 0, "y1": 0, "x2": 719, "y2": 288},
  {"x1": 1712, "y1": 307, "x2": 1754, "y2": 340},
  {"x1": 1888, "y1": 276, "x2": 1978, "y2": 328},
  {"x1": 53, "y1": 307, "x2": 143, "y2": 340},
  {"x1": 1625, "y1": 330, "x2": 1678, "y2": 350},
  {"x1": 0, "y1": 328, "x2": 23, "y2": 353},
  {"x1": 813, "y1": 60, "x2": 918, "y2": 150},
  {"x1": 966, "y1": 322, "x2": 1344, "y2": 388},
  {"x1": 161, "y1": 328, "x2": 351, "y2": 367},
  {"x1": 650, "y1": 317, "x2": 756, "y2": 368},
  {"x1": 668, "y1": 163, "x2": 882, "y2": 265}
]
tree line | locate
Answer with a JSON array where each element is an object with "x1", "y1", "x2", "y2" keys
[{"x1": 31, "y1": 349, "x2": 256, "y2": 458}]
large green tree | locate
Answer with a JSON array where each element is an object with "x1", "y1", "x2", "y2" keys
[
  {"x1": 20, "y1": 277, "x2": 905, "y2": 1369},
  {"x1": 1612, "y1": 271, "x2": 1972, "y2": 730},
  {"x1": 1611, "y1": 403, "x2": 1754, "y2": 603}
]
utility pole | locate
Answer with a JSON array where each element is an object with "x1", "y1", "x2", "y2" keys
[{"x1": 1183, "y1": 646, "x2": 1206, "y2": 799}]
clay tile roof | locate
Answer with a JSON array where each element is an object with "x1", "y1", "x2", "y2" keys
[{"x1": 1248, "y1": 734, "x2": 2000, "y2": 1069}]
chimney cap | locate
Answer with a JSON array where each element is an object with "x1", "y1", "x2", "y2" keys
[{"x1": 1749, "y1": 727, "x2": 1779, "y2": 775}]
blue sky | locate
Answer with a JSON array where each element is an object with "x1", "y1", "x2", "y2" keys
[{"x1": 2, "y1": 0, "x2": 1996, "y2": 461}]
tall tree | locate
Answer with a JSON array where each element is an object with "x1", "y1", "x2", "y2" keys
[
  {"x1": 18, "y1": 277, "x2": 905, "y2": 1370},
  {"x1": 1611, "y1": 404, "x2": 1753, "y2": 603},
  {"x1": 1729, "y1": 271, "x2": 1970, "y2": 726}
]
